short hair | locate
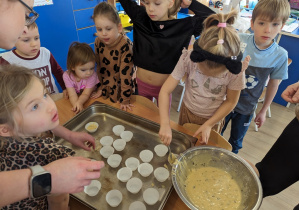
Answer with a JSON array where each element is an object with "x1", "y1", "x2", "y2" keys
[
  {"x1": 197, "y1": 10, "x2": 240, "y2": 69},
  {"x1": 66, "y1": 42, "x2": 96, "y2": 72},
  {"x1": 27, "y1": 22, "x2": 38, "y2": 30},
  {"x1": 93, "y1": 2, "x2": 121, "y2": 25},
  {"x1": 0, "y1": 64, "x2": 43, "y2": 136},
  {"x1": 252, "y1": 0, "x2": 290, "y2": 24}
]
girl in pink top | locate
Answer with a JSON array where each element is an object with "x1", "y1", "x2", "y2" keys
[
  {"x1": 63, "y1": 42, "x2": 100, "y2": 113},
  {"x1": 159, "y1": 11, "x2": 250, "y2": 145}
]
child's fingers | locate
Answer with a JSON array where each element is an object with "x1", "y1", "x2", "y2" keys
[
  {"x1": 126, "y1": 105, "x2": 133, "y2": 111},
  {"x1": 192, "y1": 130, "x2": 200, "y2": 138},
  {"x1": 196, "y1": 136, "x2": 205, "y2": 145},
  {"x1": 166, "y1": 138, "x2": 171, "y2": 146}
]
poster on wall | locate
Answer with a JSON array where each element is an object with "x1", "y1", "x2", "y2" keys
[{"x1": 34, "y1": 0, "x2": 53, "y2": 6}]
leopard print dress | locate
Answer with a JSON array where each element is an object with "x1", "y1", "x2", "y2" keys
[
  {"x1": 0, "y1": 132, "x2": 75, "y2": 210},
  {"x1": 95, "y1": 33, "x2": 135, "y2": 105}
]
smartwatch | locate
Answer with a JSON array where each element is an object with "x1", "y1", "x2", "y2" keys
[{"x1": 29, "y1": 165, "x2": 52, "y2": 198}]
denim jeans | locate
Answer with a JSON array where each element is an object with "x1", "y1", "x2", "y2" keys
[{"x1": 221, "y1": 111, "x2": 253, "y2": 154}]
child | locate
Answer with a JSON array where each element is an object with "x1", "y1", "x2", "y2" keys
[
  {"x1": 92, "y1": 2, "x2": 135, "y2": 111},
  {"x1": 221, "y1": 0, "x2": 290, "y2": 154},
  {"x1": 159, "y1": 10, "x2": 246, "y2": 145},
  {"x1": 0, "y1": 65, "x2": 98, "y2": 209},
  {"x1": 63, "y1": 42, "x2": 100, "y2": 114},
  {"x1": 118, "y1": 0, "x2": 214, "y2": 106},
  {"x1": 0, "y1": 22, "x2": 67, "y2": 99}
]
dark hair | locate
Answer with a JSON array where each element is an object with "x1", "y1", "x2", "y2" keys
[
  {"x1": 93, "y1": 2, "x2": 121, "y2": 25},
  {"x1": 66, "y1": 42, "x2": 96, "y2": 74}
]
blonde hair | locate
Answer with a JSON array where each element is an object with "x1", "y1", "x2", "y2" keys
[
  {"x1": 66, "y1": 42, "x2": 96, "y2": 76},
  {"x1": 0, "y1": 65, "x2": 42, "y2": 136},
  {"x1": 252, "y1": 0, "x2": 290, "y2": 24},
  {"x1": 27, "y1": 22, "x2": 38, "y2": 30},
  {"x1": 93, "y1": 1, "x2": 121, "y2": 25},
  {"x1": 168, "y1": 0, "x2": 181, "y2": 19},
  {"x1": 197, "y1": 10, "x2": 240, "y2": 69}
]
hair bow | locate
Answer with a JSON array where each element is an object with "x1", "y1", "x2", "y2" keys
[{"x1": 190, "y1": 40, "x2": 243, "y2": 75}]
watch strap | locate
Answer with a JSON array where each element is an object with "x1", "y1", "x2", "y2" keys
[
  {"x1": 30, "y1": 165, "x2": 46, "y2": 175},
  {"x1": 29, "y1": 165, "x2": 51, "y2": 198}
]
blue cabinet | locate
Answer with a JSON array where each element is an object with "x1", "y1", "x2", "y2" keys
[
  {"x1": 74, "y1": 8, "x2": 95, "y2": 29},
  {"x1": 72, "y1": 0, "x2": 100, "y2": 10},
  {"x1": 273, "y1": 32, "x2": 299, "y2": 106},
  {"x1": 34, "y1": 0, "x2": 104, "y2": 70}
]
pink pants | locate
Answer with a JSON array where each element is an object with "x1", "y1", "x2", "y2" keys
[{"x1": 136, "y1": 77, "x2": 172, "y2": 110}]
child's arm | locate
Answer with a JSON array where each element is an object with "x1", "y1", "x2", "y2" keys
[
  {"x1": 119, "y1": 41, "x2": 134, "y2": 111},
  {"x1": 158, "y1": 75, "x2": 180, "y2": 146},
  {"x1": 47, "y1": 193, "x2": 69, "y2": 210},
  {"x1": 65, "y1": 87, "x2": 80, "y2": 111},
  {"x1": 52, "y1": 125, "x2": 96, "y2": 151},
  {"x1": 73, "y1": 88, "x2": 94, "y2": 113},
  {"x1": 187, "y1": 0, "x2": 215, "y2": 37},
  {"x1": 254, "y1": 79, "x2": 280, "y2": 128},
  {"x1": 184, "y1": 0, "x2": 214, "y2": 16},
  {"x1": 118, "y1": 0, "x2": 142, "y2": 21},
  {"x1": 63, "y1": 72, "x2": 81, "y2": 110},
  {"x1": 194, "y1": 89, "x2": 241, "y2": 144},
  {"x1": 91, "y1": 38, "x2": 103, "y2": 99},
  {"x1": 90, "y1": 88, "x2": 102, "y2": 99},
  {"x1": 49, "y1": 53, "x2": 67, "y2": 98}
]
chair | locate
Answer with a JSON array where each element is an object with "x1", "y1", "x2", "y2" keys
[
  {"x1": 177, "y1": 79, "x2": 186, "y2": 112},
  {"x1": 177, "y1": 74, "x2": 187, "y2": 112},
  {"x1": 182, "y1": 123, "x2": 232, "y2": 151},
  {"x1": 130, "y1": 95, "x2": 159, "y2": 113},
  {"x1": 253, "y1": 58, "x2": 292, "y2": 131}
]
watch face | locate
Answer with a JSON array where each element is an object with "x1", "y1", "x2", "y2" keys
[{"x1": 32, "y1": 173, "x2": 52, "y2": 198}]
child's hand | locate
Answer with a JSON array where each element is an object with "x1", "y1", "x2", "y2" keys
[
  {"x1": 159, "y1": 124, "x2": 172, "y2": 146},
  {"x1": 90, "y1": 89, "x2": 102, "y2": 99},
  {"x1": 68, "y1": 131, "x2": 96, "y2": 150},
  {"x1": 72, "y1": 102, "x2": 83, "y2": 114},
  {"x1": 254, "y1": 110, "x2": 266, "y2": 128},
  {"x1": 193, "y1": 124, "x2": 211, "y2": 145},
  {"x1": 120, "y1": 103, "x2": 134, "y2": 111},
  {"x1": 63, "y1": 89, "x2": 69, "y2": 99},
  {"x1": 181, "y1": 0, "x2": 192, "y2": 8},
  {"x1": 241, "y1": 55, "x2": 251, "y2": 72}
]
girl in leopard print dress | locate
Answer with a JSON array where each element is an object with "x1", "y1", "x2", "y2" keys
[
  {"x1": 0, "y1": 65, "x2": 97, "y2": 210},
  {"x1": 92, "y1": 2, "x2": 135, "y2": 111}
]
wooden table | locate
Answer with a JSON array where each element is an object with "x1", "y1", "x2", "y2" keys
[{"x1": 55, "y1": 97, "x2": 191, "y2": 210}]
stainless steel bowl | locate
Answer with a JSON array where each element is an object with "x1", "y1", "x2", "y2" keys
[{"x1": 172, "y1": 146, "x2": 263, "y2": 210}]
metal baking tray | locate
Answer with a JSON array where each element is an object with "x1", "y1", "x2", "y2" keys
[{"x1": 56, "y1": 102, "x2": 195, "y2": 210}]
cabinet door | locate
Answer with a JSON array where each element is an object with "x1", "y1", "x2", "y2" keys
[
  {"x1": 74, "y1": 8, "x2": 95, "y2": 29},
  {"x1": 78, "y1": 27, "x2": 97, "y2": 44},
  {"x1": 72, "y1": 0, "x2": 103, "y2": 10},
  {"x1": 35, "y1": 1, "x2": 78, "y2": 70},
  {"x1": 273, "y1": 35, "x2": 299, "y2": 106}
]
